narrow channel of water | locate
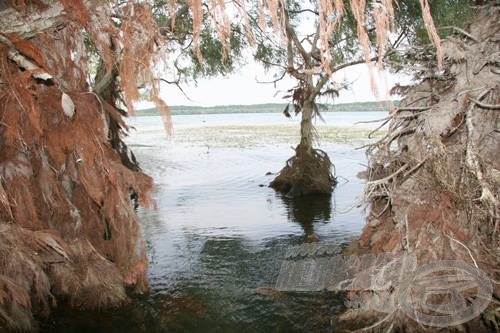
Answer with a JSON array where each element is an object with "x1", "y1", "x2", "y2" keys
[{"x1": 42, "y1": 111, "x2": 384, "y2": 332}]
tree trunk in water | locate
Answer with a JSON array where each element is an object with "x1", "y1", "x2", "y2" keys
[
  {"x1": 0, "y1": 3, "x2": 152, "y2": 330},
  {"x1": 340, "y1": 4, "x2": 499, "y2": 331},
  {"x1": 299, "y1": 99, "x2": 314, "y2": 151},
  {"x1": 270, "y1": 97, "x2": 336, "y2": 196}
]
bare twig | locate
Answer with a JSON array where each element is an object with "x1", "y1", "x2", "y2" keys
[
  {"x1": 368, "y1": 118, "x2": 392, "y2": 139},
  {"x1": 386, "y1": 127, "x2": 417, "y2": 146},
  {"x1": 366, "y1": 163, "x2": 409, "y2": 186},
  {"x1": 255, "y1": 70, "x2": 287, "y2": 85},
  {"x1": 355, "y1": 116, "x2": 392, "y2": 124},
  {"x1": 159, "y1": 78, "x2": 193, "y2": 102},
  {"x1": 288, "y1": 8, "x2": 318, "y2": 15},
  {"x1": 394, "y1": 106, "x2": 431, "y2": 113},
  {"x1": 439, "y1": 26, "x2": 479, "y2": 42},
  {"x1": 445, "y1": 233, "x2": 478, "y2": 268},
  {"x1": 353, "y1": 116, "x2": 393, "y2": 139},
  {"x1": 402, "y1": 159, "x2": 427, "y2": 179}
]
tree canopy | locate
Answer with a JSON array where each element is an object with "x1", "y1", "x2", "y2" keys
[{"x1": 3, "y1": 0, "x2": 467, "y2": 116}]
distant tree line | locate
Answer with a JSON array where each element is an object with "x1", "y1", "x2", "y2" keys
[{"x1": 137, "y1": 100, "x2": 400, "y2": 116}]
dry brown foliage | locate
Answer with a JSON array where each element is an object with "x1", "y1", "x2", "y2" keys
[
  {"x1": 120, "y1": 2, "x2": 160, "y2": 114},
  {"x1": 173, "y1": 0, "x2": 443, "y2": 81},
  {"x1": 351, "y1": 4, "x2": 498, "y2": 331},
  {"x1": 0, "y1": 1, "x2": 158, "y2": 329}
]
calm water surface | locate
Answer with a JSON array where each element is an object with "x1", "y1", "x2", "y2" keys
[{"x1": 43, "y1": 111, "x2": 385, "y2": 332}]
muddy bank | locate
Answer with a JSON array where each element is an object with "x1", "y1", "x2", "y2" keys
[{"x1": 342, "y1": 4, "x2": 499, "y2": 331}]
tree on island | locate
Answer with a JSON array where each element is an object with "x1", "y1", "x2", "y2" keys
[{"x1": 247, "y1": 0, "x2": 474, "y2": 197}]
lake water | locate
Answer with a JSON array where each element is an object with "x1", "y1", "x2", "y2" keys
[{"x1": 42, "y1": 111, "x2": 386, "y2": 332}]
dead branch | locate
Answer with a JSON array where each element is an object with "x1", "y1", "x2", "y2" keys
[
  {"x1": 159, "y1": 78, "x2": 193, "y2": 101},
  {"x1": 439, "y1": 26, "x2": 479, "y2": 42},
  {"x1": 470, "y1": 98, "x2": 500, "y2": 110},
  {"x1": 7, "y1": 50, "x2": 53, "y2": 81},
  {"x1": 369, "y1": 118, "x2": 391, "y2": 139},
  {"x1": 393, "y1": 106, "x2": 431, "y2": 113},
  {"x1": 465, "y1": 90, "x2": 497, "y2": 209},
  {"x1": 355, "y1": 116, "x2": 392, "y2": 124},
  {"x1": 366, "y1": 163, "x2": 409, "y2": 186},
  {"x1": 386, "y1": 127, "x2": 417, "y2": 146}
]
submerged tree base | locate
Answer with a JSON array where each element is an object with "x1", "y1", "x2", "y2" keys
[{"x1": 270, "y1": 145, "x2": 337, "y2": 197}]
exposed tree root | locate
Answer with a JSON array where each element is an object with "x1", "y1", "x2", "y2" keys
[
  {"x1": 270, "y1": 145, "x2": 337, "y2": 197},
  {"x1": 344, "y1": 4, "x2": 499, "y2": 331}
]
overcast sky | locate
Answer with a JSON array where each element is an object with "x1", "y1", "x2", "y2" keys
[{"x1": 142, "y1": 61, "x2": 411, "y2": 108}]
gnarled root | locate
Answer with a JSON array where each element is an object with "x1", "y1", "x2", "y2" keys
[{"x1": 270, "y1": 145, "x2": 337, "y2": 197}]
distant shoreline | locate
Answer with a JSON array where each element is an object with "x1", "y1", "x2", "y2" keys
[{"x1": 136, "y1": 101, "x2": 398, "y2": 116}]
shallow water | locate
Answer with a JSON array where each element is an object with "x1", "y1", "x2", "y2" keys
[{"x1": 42, "y1": 111, "x2": 384, "y2": 332}]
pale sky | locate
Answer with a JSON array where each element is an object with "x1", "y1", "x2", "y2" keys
[{"x1": 140, "y1": 61, "x2": 411, "y2": 108}]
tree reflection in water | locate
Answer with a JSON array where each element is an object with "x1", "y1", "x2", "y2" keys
[{"x1": 278, "y1": 194, "x2": 333, "y2": 237}]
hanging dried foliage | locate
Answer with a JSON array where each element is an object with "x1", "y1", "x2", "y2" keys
[
  {"x1": 0, "y1": 1, "x2": 157, "y2": 329},
  {"x1": 189, "y1": 0, "x2": 204, "y2": 61},
  {"x1": 418, "y1": 0, "x2": 443, "y2": 70},
  {"x1": 120, "y1": 2, "x2": 160, "y2": 114},
  {"x1": 346, "y1": 4, "x2": 498, "y2": 330},
  {"x1": 373, "y1": 0, "x2": 394, "y2": 69},
  {"x1": 317, "y1": 0, "x2": 344, "y2": 73}
]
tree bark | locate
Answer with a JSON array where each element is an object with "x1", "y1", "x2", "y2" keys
[
  {"x1": 299, "y1": 99, "x2": 314, "y2": 151},
  {"x1": 0, "y1": 2, "x2": 65, "y2": 39}
]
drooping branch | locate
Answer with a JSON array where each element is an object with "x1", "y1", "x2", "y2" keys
[
  {"x1": 288, "y1": 8, "x2": 319, "y2": 16},
  {"x1": 255, "y1": 69, "x2": 286, "y2": 85},
  {"x1": 311, "y1": 55, "x2": 378, "y2": 99},
  {"x1": 159, "y1": 77, "x2": 193, "y2": 101}
]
